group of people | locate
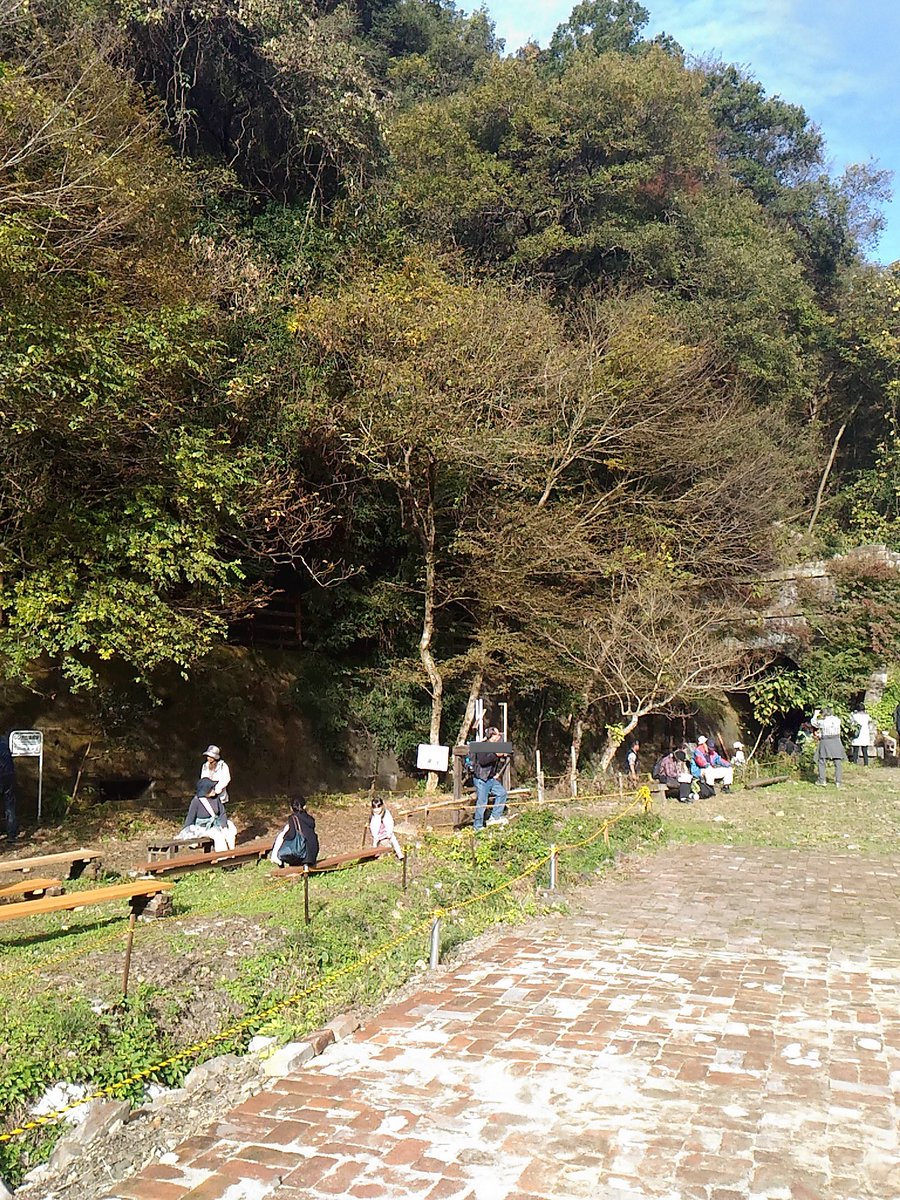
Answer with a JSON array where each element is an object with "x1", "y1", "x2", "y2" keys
[
  {"x1": 808, "y1": 705, "x2": 887, "y2": 787},
  {"x1": 268, "y1": 793, "x2": 403, "y2": 866},
  {"x1": 646, "y1": 736, "x2": 745, "y2": 803},
  {"x1": 177, "y1": 741, "x2": 404, "y2": 866}
]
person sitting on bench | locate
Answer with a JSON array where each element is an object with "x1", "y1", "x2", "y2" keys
[
  {"x1": 367, "y1": 795, "x2": 403, "y2": 859},
  {"x1": 178, "y1": 779, "x2": 235, "y2": 850},
  {"x1": 692, "y1": 736, "x2": 733, "y2": 792},
  {"x1": 271, "y1": 796, "x2": 319, "y2": 867},
  {"x1": 654, "y1": 748, "x2": 693, "y2": 802}
]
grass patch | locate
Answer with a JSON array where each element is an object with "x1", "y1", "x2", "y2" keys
[{"x1": 660, "y1": 763, "x2": 900, "y2": 853}]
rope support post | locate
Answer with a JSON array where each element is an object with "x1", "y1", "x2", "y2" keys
[
  {"x1": 549, "y1": 844, "x2": 558, "y2": 891},
  {"x1": 303, "y1": 866, "x2": 310, "y2": 925},
  {"x1": 401, "y1": 851, "x2": 408, "y2": 891},
  {"x1": 121, "y1": 911, "x2": 138, "y2": 998},
  {"x1": 429, "y1": 916, "x2": 441, "y2": 969}
]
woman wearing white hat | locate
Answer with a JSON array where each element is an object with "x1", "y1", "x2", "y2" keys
[{"x1": 200, "y1": 744, "x2": 231, "y2": 804}]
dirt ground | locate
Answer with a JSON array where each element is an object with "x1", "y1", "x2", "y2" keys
[{"x1": 0, "y1": 791, "x2": 442, "y2": 878}]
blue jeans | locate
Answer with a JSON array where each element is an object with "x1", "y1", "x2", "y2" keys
[{"x1": 473, "y1": 776, "x2": 507, "y2": 829}]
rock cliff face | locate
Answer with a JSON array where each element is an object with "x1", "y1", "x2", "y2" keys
[
  {"x1": 758, "y1": 544, "x2": 900, "y2": 657},
  {"x1": 0, "y1": 647, "x2": 401, "y2": 820}
]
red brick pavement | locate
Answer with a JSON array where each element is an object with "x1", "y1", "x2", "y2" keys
[{"x1": 100, "y1": 847, "x2": 900, "y2": 1200}]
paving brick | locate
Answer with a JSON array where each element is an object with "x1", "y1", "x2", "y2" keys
[{"x1": 102, "y1": 845, "x2": 900, "y2": 1200}]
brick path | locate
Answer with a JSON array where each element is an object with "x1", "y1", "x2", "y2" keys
[{"x1": 102, "y1": 847, "x2": 900, "y2": 1200}]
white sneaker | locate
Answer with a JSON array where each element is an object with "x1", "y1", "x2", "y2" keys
[{"x1": 487, "y1": 816, "x2": 509, "y2": 826}]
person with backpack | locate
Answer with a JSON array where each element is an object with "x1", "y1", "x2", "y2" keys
[
  {"x1": 271, "y1": 796, "x2": 319, "y2": 867},
  {"x1": 472, "y1": 727, "x2": 509, "y2": 831},
  {"x1": 366, "y1": 795, "x2": 403, "y2": 858},
  {"x1": 177, "y1": 778, "x2": 236, "y2": 850}
]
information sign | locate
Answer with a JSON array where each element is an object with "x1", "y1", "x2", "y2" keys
[
  {"x1": 416, "y1": 744, "x2": 450, "y2": 772},
  {"x1": 9, "y1": 729, "x2": 44, "y2": 821}
]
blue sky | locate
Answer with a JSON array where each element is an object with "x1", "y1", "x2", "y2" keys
[{"x1": 486, "y1": 0, "x2": 900, "y2": 264}]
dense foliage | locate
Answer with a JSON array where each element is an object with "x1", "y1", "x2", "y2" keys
[{"x1": 1, "y1": 0, "x2": 897, "y2": 758}]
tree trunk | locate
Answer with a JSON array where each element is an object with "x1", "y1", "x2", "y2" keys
[
  {"x1": 456, "y1": 666, "x2": 484, "y2": 745},
  {"x1": 568, "y1": 715, "x2": 584, "y2": 797},
  {"x1": 419, "y1": 534, "x2": 444, "y2": 792},
  {"x1": 598, "y1": 712, "x2": 639, "y2": 772}
]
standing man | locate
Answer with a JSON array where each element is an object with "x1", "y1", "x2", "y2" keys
[
  {"x1": 472, "y1": 727, "x2": 509, "y2": 831},
  {"x1": 1, "y1": 732, "x2": 18, "y2": 845}
]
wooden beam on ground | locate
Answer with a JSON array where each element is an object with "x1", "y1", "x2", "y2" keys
[
  {"x1": 137, "y1": 837, "x2": 274, "y2": 876},
  {"x1": 0, "y1": 849, "x2": 102, "y2": 880},
  {"x1": 0, "y1": 877, "x2": 62, "y2": 900},
  {"x1": 0, "y1": 880, "x2": 174, "y2": 924},
  {"x1": 744, "y1": 775, "x2": 789, "y2": 790},
  {"x1": 276, "y1": 846, "x2": 393, "y2": 876}
]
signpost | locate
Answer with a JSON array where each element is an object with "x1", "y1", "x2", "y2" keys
[
  {"x1": 10, "y1": 730, "x2": 44, "y2": 822},
  {"x1": 416, "y1": 744, "x2": 450, "y2": 773}
]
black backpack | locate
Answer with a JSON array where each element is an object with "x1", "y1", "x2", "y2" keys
[
  {"x1": 698, "y1": 779, "x2": 715, "y2": 799},
  {"x1": 651, "y1": 755, "x2": 667, "y2": 782}
]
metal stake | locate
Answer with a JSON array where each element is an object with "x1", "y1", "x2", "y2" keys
[
  {"x1": 303, "y1": 866, "x2": 310, "y2": 925},
  {"x1": 429, "y1": 917, "x2": 441, "y2": 969},
  {"x1": 122, "y1": 911, "x2": 137, "y2": 998},
  {"x1": 536, "y1": 750, "x2": 545, "y2": 805},
  {"x1": 549, "y1": 844, "x2": 558, "y2": 891},
  {"x1": 401, "y1": 851, "x2": 409, "y2": 891}
]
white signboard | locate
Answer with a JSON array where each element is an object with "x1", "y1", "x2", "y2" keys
[
  {"x1": 9, "y1": 729, "x2": 44, "y2": 821},
  {"x1": 10, "y1": 730, "x2": 43, "y2": 757},
  {"x1": 416, "y1": 743, "x2": 450, "y2": 773}
]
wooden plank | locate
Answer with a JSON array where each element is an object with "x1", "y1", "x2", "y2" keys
[
  {"x1": 744, "y1": 775, "x2": 789, "y2": 790},
  {"x1": 0, "y1": 880, "x2": 173, "y2": 923},
  {"x1": 275, "y1": 846, "x2": 392, "y2": 877},
  {"x1": 0, "y1": 877, "x2": 62, "y2": 899},
  {"x1": 139, "y1": 837, "x2": 273, "y2": 876},
  {"x1": 0, "y1": 849, "x2": 101, "y2": 877}
]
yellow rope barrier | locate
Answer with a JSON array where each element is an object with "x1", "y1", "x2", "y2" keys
[{"x1": 0, "y1": 787, "x2": 654, "y2": 1143}]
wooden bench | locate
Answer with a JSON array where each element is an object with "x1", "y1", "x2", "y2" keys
[
  {"x1": 275, "y1": 846, "x2": 396, "y2": 877},
  {"x1": 0, "y1": 879, "x2": 175, "y2": 924},
  {"x1": 0, "y1": 848, "x2": 102, "y2": 881},
  {"x1": 0, "y1": 877, "x2": 62, "y2": 901},
  {"x1": 137, "y1": 837, "x2": 274, "y2": 876},
  {"x1": 145, "y1": 835, "x2": 214, "y2": 863},
  {"x1": 274, "y1": 846, "x2": 407, "y2": 923}
]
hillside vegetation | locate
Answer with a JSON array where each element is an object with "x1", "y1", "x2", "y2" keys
[{"x1": 2, "y1": 0, "x2": 899, "y2": 769}]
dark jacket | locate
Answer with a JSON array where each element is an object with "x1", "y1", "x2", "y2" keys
[
  {"x1": 284, "y1": 809, "x2": 319, "y2": 865},
  {"x1": 0, "y1": 735, "x2": 14, "y2": 781},
  {"x1": 183, "y1": 779, "x2": 227, "y2": 828},
  {"x1": 473, "y1": 750, "x2": 505, "y2": 782}
]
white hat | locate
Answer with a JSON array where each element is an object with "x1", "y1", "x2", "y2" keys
[
  {"x1": 697, "y1": 735, "x2": 707, "y2": 745},
  {"x1": 202, "y1": 744, "x2": 221, "y2": 761},
  {"x1": 733, "y1": 741, "x2": 743, "y2": 749}
]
